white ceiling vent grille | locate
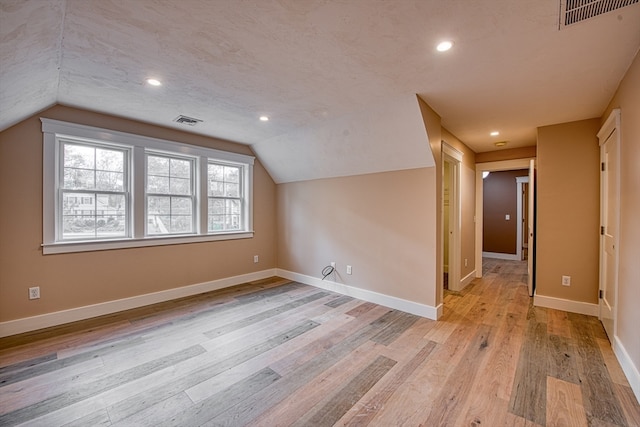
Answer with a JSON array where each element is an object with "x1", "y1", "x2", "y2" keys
[
  {"x1": 173, "y1": 115, "x2": 203, "y2": 126},
  {"x1": 560, "y1": 0, "x2": 639, "y2": 28}
]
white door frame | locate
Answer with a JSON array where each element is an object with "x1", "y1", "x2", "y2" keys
[
  {"x1": 598, "y1": 109, "x2": 621, "y2": 340},
  {"x1": 475, "y1": 158, "x2": 535, "y2": 278},
  {"x1": 442, "y1": 142, "x2": 462, "y2": 291},
  {"x1": 516, "y1": 176, "x2": 529, "y2": 261}
]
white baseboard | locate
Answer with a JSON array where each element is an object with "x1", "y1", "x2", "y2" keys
[
  {"x1": 0, "y1": 269, "x2": 277, "y2": 338},
  {"x1": 533, "y1": 294, "x2": 599, "y2": 316},
  {"x1": 460, "y1": 270, "x2": 476, "y2": 290},
  {"x1": 276, "y1": 269, "x2": 440, "y2": 320},
  {"x1": 482, "y1": 251, "x2": 520, "y2": 261},
  {"x1": 613, "y1": 336, "x2": 640, "y2": 403}
]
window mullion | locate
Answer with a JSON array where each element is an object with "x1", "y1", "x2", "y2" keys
[
  {"x1": 199, "y1": 157, "x2": 208, "y2": 234},
  {"x1": 133, "y1": 146, "x2": 145, "y2": 239}
]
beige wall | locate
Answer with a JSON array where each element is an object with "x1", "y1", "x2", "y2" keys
[
  {"x1": 536, "y1": 118, "x2": 601, "y2": 304},
  {"x1": 276, "y1": 168, "x2": 437, "y2": 307},
  {"x1": 476, "y1": 146, "x2": 537, "y2": 163},
  {"x1": 0, "y1": 105, "x2": 277, "y2": 322},
  {"x1": 601, "y1": 50, "x2": 640, "y2": 379}
]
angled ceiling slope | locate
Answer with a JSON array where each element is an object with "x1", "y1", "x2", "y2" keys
[
  {"x1": 254, "y1": 95, "x2": 434, "y2": 184},
  {"x1": 1, "y1": 0, "x2": 639, "y2": 183}
]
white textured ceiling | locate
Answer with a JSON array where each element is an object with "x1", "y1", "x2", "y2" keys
[{"x1": 1, "y1": 0, "x2": 639, "y2": 182}]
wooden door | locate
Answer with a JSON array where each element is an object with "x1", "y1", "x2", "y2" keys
[
  {"x1": 599, "y1": 110, "x2": 620, "y2": 340},
  {"x1": 527, "y1": 160, "x2": 535, "y2": 296}
]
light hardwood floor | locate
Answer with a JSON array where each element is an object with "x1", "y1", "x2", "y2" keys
[{"x1": 1, "y1": 259, "x2": 639, "y2": 426}]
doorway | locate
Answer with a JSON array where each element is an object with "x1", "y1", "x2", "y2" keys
[
  {"x1": 598, "y1": 109, "x2": 620, "y2": 341},
  {"x1": 516, "y1": 176, "x2": 529, "y2": 261},
  {"x1": 475, "y1": 159, "x2": 536, "y2": 296},
  {"x1": 442, "y1": 143, "x2": 462, "y2": 292}
]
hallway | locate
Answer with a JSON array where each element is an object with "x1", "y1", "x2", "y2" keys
[{"x1": 441, "y1": 258, "x2": 640, "y2": 425}]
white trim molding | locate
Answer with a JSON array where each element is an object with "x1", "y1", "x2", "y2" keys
[
  {"x1": 533, "y1": 294, "x2": 599, "y2": 316},
  {"x1": 0, "y1": 269, "x2": 277, "y2": 338},
  {"x1": 482, "y1": 251, "x2": 520, "y2": 261},
  {"x1": 613, "y1": 336, "x2": 640, "y2": 403},
  {"x1": 277, "y1": 269, "x2": 440, "y2": 320},
  {"x1": 460, "y1": 270, "x2": 477, "y2": 290}
]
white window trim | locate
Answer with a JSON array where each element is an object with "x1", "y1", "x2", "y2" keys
[{"x1": 42, "y1": 118, "x2": 254, "y2": 254}]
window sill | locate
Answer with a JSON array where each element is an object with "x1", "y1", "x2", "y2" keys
[{"x1": 42, "y1": 231, "x2": 254, "y2": 255}]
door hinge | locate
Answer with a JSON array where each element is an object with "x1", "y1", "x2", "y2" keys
[
  {"x1": 601, "y1": 226, "x2": 605, "y2": 235},
  {"x1": 599, "y1": 289, "x2": 603, "y2": 299},
  {"x1": 601, "y1": 162, "x2": 605, "y2": 171}
]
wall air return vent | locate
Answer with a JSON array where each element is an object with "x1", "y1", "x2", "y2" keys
[
  {"x1": 560, "y1": 0, "x2": 639, "y2": 28},
  {"x1": 173, "y1": 115, "x2": 203, "y2": 126}
]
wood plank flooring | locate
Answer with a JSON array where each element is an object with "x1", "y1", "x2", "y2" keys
[{"x1": 1, "y1": 259, "x2": 639, "y2": 426}]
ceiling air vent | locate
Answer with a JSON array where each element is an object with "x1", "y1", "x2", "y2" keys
[
  {"x1": 173, "y1": 115, "x2": 203, "y2": 126},
  {"x1": 560, "y1": 0, "x2": 639, "y2": 28}
]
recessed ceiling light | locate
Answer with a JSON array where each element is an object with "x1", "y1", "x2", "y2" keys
[
  {"x1": 259, "y1": 116, "x2": 269, "y2": 122},
  {"x1": 490, "y1": 131, "x2": 500, "y2": 136},
  {"x1": 146, "y1": 78, "x2": 162, "y2": 86},
  {"x1": 494, "y1": 141, "x2": 508, "y2": 147},
  {"x1": 436, "y1": 41, "x2": 453, "y2": 52}
]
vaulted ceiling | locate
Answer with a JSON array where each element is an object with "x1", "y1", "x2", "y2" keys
[{"x1": 1, "y1": 0, "x2": 639, "y2": 182}]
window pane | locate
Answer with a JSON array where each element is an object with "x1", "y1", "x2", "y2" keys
[
  {"x1": 147, "y1": 154, "x2": 192, "y2": 196},
  {"x1": 147, "y1": 156, "x2": 169, "y2": 176},
  {"x1": 147, "y1": 175, "x2": 170, "y2": 193},
  {"x1": 209, "y1": 215, "x2": 224, "y2": 231},
  {"x1": 225, "y1": 183, "x2": 239, "y2": 197},
  {"x1": 171, "y1": 158, "x2": 191, "y2": 178},
  {"x1": 148, "y1": 196, "x2": 170, "y2": 215},
  {"x1": 207, "y1": 197, "x2": 241, "y2": 232},
  {"x1": 228, "y1": 199, "x2": 241, "y2": 215},
  {"x1": 147, "y1": 196, "x2": 193, "y2": 235},
  {"x1": 171, "y1": 216, "x2": 192, "y2": 233},
  {"x1": 64, "y1": 144, "x2": 94, "y2": 169},
  {"x1": 96, "y1": 171, "x2": 124, "y2": 191},
  {"x1": 96, "y1": 194, "x2": 126, "y2": 238},
  {"x1": 171, "y1": 197, "x2": 192, "y2": 215},
  {"x1": 208, "y1": 198, "x2": 225, "y2": 215},
  {"x1": 208, "y1": 164, "x2": 224, "y2": 181},
  {"x1": 96, "y1": 148, "x2": 124, "y2": 172},
  {"x1": 64, "y1": 168, "x2": 95, "y2": 189},
  {"x1": 209, "y1": 181, "x2": 224, "y2": 197},
  {"x1": 62, "y1": 192, "x2": 126, "y2": 239},
  {"x1": 224, "y1": 166, "x2": 240, "y2": 183},
  {"x1": 170, "y1": 177, "x2": 191, "y2": 195}
]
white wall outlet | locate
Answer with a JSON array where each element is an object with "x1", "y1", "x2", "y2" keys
[
  {"x1": 505, "y1": 214, "x2": 510, "y2": 220},
  {"x1": 562, "y1": 275, "x2": 571, "y2": 286},
  {"x1": 331, "y1": 261, "x2": 336, "y2": 268},
  {"x1": 464, "y1": 258, "x2": 468, "y2": 267},
  {"x1": 29, "y1": 286, "x2": 40, "y2": 300},
  {"x1": 346, "y1": 265, "x2": 352, "y2": 275},
  {"x1": 253, "y1": 255, "x2": 259, "y2": 263}
]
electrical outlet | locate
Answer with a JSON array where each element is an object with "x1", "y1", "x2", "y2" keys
[
  {"x1": 253, "y1": 255, "x2": 259, "y2": 263},
  {"x1": 346, "y1": 265, "x2": 352, "y2": 275},
  {"x1": 29, "y1": 286, "x2": 40, "y2": 300},
  {"x1": 562, "y1": 276, "x2": 571, "y2": 286},
  {"x1": 331, "y1": 261, "x2": 336, "y2": 268},
  {"x1": 464, "y1": 258, "x2": 468, "y2": 267}
]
